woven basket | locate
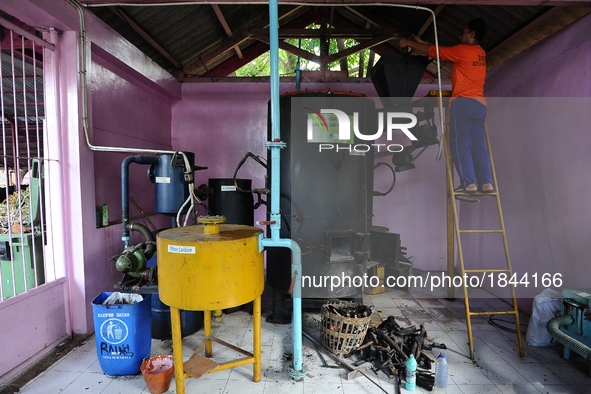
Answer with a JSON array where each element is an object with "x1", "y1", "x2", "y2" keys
[{"x1": 320, "y1": 302, "x2": 372, "y2": 356}]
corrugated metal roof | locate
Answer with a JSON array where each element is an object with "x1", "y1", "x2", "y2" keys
[{"x1": 65, "y1": 3, "x2": 591, "y2": 81}]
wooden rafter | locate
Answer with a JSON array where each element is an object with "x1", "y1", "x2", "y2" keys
[
  {"x1": 175, "y1": 36, "x2": 252, "y2": 78},
  {"x1": 325, "y1": 36, "x2": 394, "y2": 63},
  {"x1": 343, "y1": 6, "x2": 381, "y2": 28},
  {"x1": 417, "y1": 4, "x2": 444, "y2": 37},
  {"x1": 245, "y1": 27, "x2": 404, "y2": 38},
  {"x1": 178, "y1": 5, "x2": 307, "y2": 78},
  {"x1": 247, "y1": 25, "x2": 403, "y2": 70},
  {"x1": 254, "y1": 33, "x2": 396, "y2": 69},
  {"x1": 211, "y1": 4, "x2": 243, "y2": 59},
  {"x1": 486, "y1": 6, "x2": 591, "y2": 70},
  {"x1": 336, "y1": 39, "x2": 348, "y2": 73},
  {"x1": 329, "y1": 11, "x2": 405, "y2": 56},
  {"x1": 198, "y1": 41, "x2": 269, "y2": 77}
]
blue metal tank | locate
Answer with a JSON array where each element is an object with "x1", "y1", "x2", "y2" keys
[{"x1": 150, "y1": 152, "x2": 194, "y2": 215}]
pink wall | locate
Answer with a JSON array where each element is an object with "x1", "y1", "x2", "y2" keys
[
  {"x1": 0, "y1": 280, "x2": 69, "y2": 382},
  {"x1": 463, "y1": 13, "x2": 591, "y2": 311}
]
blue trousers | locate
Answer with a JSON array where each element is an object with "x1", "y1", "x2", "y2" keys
[{"x1": 449, "y1": 98, "x2": 491, "y2": 186}]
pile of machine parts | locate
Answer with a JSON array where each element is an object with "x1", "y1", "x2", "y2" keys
[{"x1": 345, "y1": 316, "x2": 438, "y2": 391}]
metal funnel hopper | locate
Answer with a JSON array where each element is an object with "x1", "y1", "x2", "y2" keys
[{"x1": 371, "y1": 54, "x2": 430, "y2": 108}]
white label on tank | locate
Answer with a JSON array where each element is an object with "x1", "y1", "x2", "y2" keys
[
  {"x1": 168, "y1": 245, "x2": 196, "y2": 254},
  {"x1": 221, "y1": 185, "x2": 236, "y2": 191},
  {"x1": 155, "y1": 176, "x2": 171, "y2": 184}
]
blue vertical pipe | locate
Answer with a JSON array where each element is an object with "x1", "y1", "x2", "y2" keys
[
  {"x1": 265, "y1": 0, "x2": 305, "y2": 378},
  {"x1": 295, "y1": 39, "x2": 302, "y2": 92},
  {"x1": 269, "y1": 0, "x2": 280, "y2": 221},
  {"x1": 121, "y1": 155, "x2": 160, "y2": 246}
]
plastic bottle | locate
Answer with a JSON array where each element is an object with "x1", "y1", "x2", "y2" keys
[
  {"x1": 434, "y1": 352, "x2": 448, "y2": 393},
  {"x1": 405, "y1": 354, "x2": 417, "y2": 391}
]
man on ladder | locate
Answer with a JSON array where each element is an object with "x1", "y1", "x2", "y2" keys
[
  {"x1": 399, "y1": 20, "x2": 525, "y2": 359},
  {"x1": 399, "y1": 18, "x2": 492, "y2": 194}
]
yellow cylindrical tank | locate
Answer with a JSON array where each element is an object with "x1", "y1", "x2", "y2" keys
[{"x1": 156, "y1": 222, "x2": 264, "y2": 311}]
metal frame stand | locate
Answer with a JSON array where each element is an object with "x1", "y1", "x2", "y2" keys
[{"x1": 170, "y1": 296, "x2": 262, "y2": 394}]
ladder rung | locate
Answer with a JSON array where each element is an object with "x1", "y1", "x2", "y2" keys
[
  {"x1": 463, "y1": 269, "x2": 511, "y2": 273},
  {"x1": 453, "y1": 191, "x2": 498, "y2": 196},
  {"x1": 459, "y1": 229, "x2": 503, "y2": 233},
  {"x1": 467, "y1": 310, "x2": 518, "y2": 317}
]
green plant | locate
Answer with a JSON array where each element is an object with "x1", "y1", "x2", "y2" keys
[{"x1": 0, "y1": 186, "x2": 31, "y2": 232}]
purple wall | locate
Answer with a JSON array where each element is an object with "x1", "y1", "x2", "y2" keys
[
  {"x1": 172, "y1": 82, "x2": 450, "y2": 271},
  {"x1": 464, "y1": 13, "x2": 591, "y2": 311},
  {"x1": 486, "y1": 14, "x2": 591, "y2": 97},
  {"x1": 81, "y1": 16, "x2": 181, "y2": 333},
  {"x1": 87, "y1": 46, "x2": 177, "y2": 326},
  {"x1": 46, "y1": 2, "x2": 182, "y2": 335},
  {"x1": 3, "y1": 0, "x2": 591, "y2": 382},
  {"x1": 173, "y1": 11, "x2": 591, "y2": 316}
]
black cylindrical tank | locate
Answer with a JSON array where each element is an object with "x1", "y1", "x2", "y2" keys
[
  {"x1": 150, "y1": 152, "x2": 194, "y2": 215},
  {"x1": 207, "y1": 178, "x2": 254, "y2": 226},
  {"x1": 266, "y1": 91, "x2": 375, "y2": 299}
]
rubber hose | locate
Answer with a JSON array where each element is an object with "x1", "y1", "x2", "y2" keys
[
  {"x1": 128, "y1": 222, "x2": 156, "y2": 260},
  {"x1": 547, "y1": 315, "x2": 591, "y2": 360}
]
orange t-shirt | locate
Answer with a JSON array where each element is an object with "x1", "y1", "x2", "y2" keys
[{"x1": 428, "y1": 44, "x2": 486, "y2": 105}]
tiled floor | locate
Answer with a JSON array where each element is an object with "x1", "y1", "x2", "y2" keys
[{"x1": 16, "y1": 286, "x2": 591, "y2": 394}]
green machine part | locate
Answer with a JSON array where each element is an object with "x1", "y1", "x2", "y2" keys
[
  {"x1": 0, "y1": 159, "x2": 45, "y2": 298},
  {"x1": 115, "y1": 244, "x2": 148, "y2": 278},
  {"x1": 0, "y1": 233, "x2": 45, "y2": 298}
]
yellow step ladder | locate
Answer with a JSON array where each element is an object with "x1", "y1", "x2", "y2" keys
[{"x1": 444, "y1": 119, "x2": 525, "y2": 360}]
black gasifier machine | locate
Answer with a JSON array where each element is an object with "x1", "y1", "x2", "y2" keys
[{"x1": 265, "y1": 54, "x2": 436, "y2": 322}]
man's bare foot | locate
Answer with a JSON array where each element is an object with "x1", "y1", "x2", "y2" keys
[
  {"x1": 465, "y1": 183, "x2": 478, "y2": 192},
  {"x1": 455, "y1": 184, "x2": 478, "y2": 194},
  {"x1": 480, "y1": 183, "x2": 494, "y2": 193}
]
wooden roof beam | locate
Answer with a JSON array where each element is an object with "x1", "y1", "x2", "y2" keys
[
  {"x1": 486, "y1": 6, "x2": 591, "y2": 70},
  {"x1": 343, "y1": 6, "x2": 381, "y2": 28},
  {"x1": 179, "y1": 5, "x2": 309, "y2": 77},
  {"x1": 416, "y1": 4, "x2": 444, "y2": 37},
  {"x1": 245, "y1": 27, "x2": 405, "y2": 38},
  {"x1": 255, "y1": 34, "x2": 396, "y2": 69},
  {"x1": 211, "y1": 4, "x2": 243, "y2": 59}
]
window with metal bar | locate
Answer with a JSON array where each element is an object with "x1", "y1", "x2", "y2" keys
[{"x1": 0, "y1": 17, "x2": 49, "y2": 300}]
